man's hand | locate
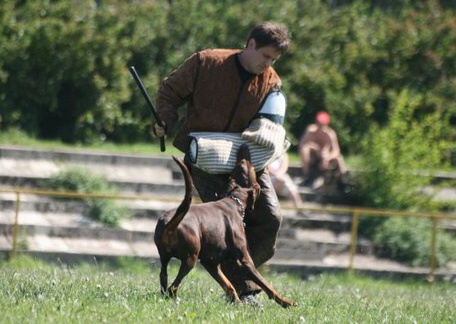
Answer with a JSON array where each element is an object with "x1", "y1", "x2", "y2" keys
[{"x1": 152, "y1": 121, "x2": 166, "y2": 137}]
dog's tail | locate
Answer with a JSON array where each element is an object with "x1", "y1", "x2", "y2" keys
[{"x1": 164, "y1": 156, "x2": 193, "y2": 233}]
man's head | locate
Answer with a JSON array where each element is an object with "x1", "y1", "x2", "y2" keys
[
  {"x1": 247, "y1": 22, "x2": 290, "y2": 53},
  {"x1": 315, "y1": 111, "x2": 331, "y2": 125},
  {"x1": 240, "y1": 22, "x2": 290, "y2": 75}
]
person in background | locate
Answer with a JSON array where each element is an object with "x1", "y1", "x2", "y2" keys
[
  {"x1": 298, "y1": 111, "x2": 349, "y2": 189},
  {"x1": 268, "y1": 153, "x2": 303, "y2": 209},
  {"x1": 151, "y1": 22, "x2": 290, "y2": 306}
]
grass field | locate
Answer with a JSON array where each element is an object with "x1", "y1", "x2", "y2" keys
[
  {"x1": 1, "y1": 130, "x2": 455, "y2": 322},
  {"x1": 0, "y1": 256, "x2": 454, "y2": 323},
  {"x1": 0, "y1": 128, "x2": 184, "y2": 157}
]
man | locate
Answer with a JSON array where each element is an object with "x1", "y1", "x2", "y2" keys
[
  {"x1": 152, "y1": 22, "x2": 290, "y2": 305},
  {"x1": 298, "y1": 111, "x2": 348, "y2": 188}
]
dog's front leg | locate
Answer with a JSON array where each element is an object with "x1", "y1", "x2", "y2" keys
[
  {"x1": 200, "y1": 261, "x2": 241, "y2": 304},
  {"x1": 238, "y1": 259, "x2": 297, "y2": 308}
]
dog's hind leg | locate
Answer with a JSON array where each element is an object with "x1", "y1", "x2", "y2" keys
[
  {"x1": 200, "y1": 261, "x2": 241, "y2": 304},
  {"x1": 167, "y1": 254, "x2": 198, "y2": 298},
  {"x1": 159, "y1": 254, "x2": 171, "y2": 296}
]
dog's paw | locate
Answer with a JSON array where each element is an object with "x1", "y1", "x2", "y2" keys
[
  {"x1": 240, "y1": 294, "x2": 263, "y2": 308},
  {"x1": 166, "y1": 286, "x2": 178, "y2": 299},
  {"x1": 280, "y1": 297, "x2": 298, "y2": 308}
]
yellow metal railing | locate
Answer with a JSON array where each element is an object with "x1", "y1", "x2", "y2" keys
[
  {"x1": 1, "y1": 187, "x2": 455, "y2": 279},
  {"x1": 0, "y1": 187, "x2": 188, "y2": 259},
  {"x1": 287, "y1": 204, "x2": 456, "y2": 280}
]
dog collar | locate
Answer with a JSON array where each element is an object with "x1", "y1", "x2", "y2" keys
[{"x1": 229, "y1": 195, "x2": 245, "y2": 217}]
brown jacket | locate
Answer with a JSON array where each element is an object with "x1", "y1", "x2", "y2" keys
[{"x1": 156, "y1": 48, "x2": 282, "y2": 152}]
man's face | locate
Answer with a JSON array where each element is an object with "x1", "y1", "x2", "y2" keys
[{"x1": 243, "y1": 39, "x2": 281, "y2": 75}]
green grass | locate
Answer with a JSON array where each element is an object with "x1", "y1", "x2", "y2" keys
[
  {"x1": 0, "y1": 255, "x2": 455, "y2": 323},
  {"x1": 0, "y1": 128, "x2": 183, "y2": 157}
]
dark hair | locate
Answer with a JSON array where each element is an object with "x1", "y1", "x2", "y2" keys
[{"x1": 246, "y1": 22, "x2": 290, "y2": 54}]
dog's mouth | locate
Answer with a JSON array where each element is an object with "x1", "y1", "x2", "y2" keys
[{"x1": 229, "y1": 151, "x2": 260, "y2": 211}]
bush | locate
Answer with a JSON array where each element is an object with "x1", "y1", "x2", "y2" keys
[
  {"x1": 356, "y1": 89, "x2": 447, "y2": 211},
  {"x1": 87, "y1": 199, "x2": 127, "y2": 227},
  {"x1": 355, "y1": 89, "x2": 455, "y2": 266},
  {"x1": 373, "y1": 217, "x2": 456, "y2": 267},
  {"x1": 42, "y1": 168, "x2": 127, "y2": 227}
]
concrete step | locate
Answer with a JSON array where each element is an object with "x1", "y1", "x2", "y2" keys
[
  {"x1": 283, "y1": 210, "x2": 352, "y2": 233},
  {"x1": 0, "y1": 205, "x2": 453, "y2": 280},
  {"x1": 0, "y1": 174, "x2": 186, "y2": 196},
  {"x1": 0, "y1": 222, "x2": 367, "y2": 252},
  {"x1": 1, "y1": 145, "x2": 455, "y2": 279},
  {"x1": 1, "y1": 193, "x2": 455, "y2": 235},
  {"x1": 0, "y1": 146, "x2": 176, "y2": 184},
  {"x1": 3, "y1": 239, "x2": 453, "y2": 282},
  {"x1": 287, "y1": 165, "x2": 456, "y2": 184},
  {"x1": 0, "y1": 192, "x2": 370, "y2": 263},
  {"x1": 0, "y1": 193, "x2": 176, "y2": 217},
  {"x1": 0, "y1": 145, "x2": 362, "y2": 204},
  {"x1": 2, "y1": 144, "x2": 455, "y2": 189},
  {"x1": 0, "y1": 222, "x2": 371, "y2": 263},
  {"x1": 0, "y1": 161, "x2": 175, "y2": 185},
  {"x1": 0, "y1": 145, "x2": 171, "y2": 167},
  {"x1": 0, "y1": 213, "x2": 361, "y2": 244},
  {"x1": 1, "y1": 235, "x2": 157, "y2": 259},
  {"x1": 0, "y1": 172, "x2": 361, "y2": 208},
  {"x1": 0, "y1": 192, "x2": 353, "y2": 230}
]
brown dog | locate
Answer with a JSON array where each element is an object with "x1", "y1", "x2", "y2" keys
[{"x1": 154, "y1": 145, "x2": 297, "y2": 308}]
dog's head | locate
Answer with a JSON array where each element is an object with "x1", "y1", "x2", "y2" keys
[{"x1": 228, "y1": 144, "x2": 261, "y2": 211}]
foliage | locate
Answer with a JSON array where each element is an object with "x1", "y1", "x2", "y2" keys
[
  {"x1": 0, "y1": 254, "x2": 51, "y2": 270},
  {"x1": 356, "y1": 89, "x2": 448, "y2": 210},
  {"x1": 373, "y1": 217, "x2": 456, "y2": 267},
  {"x1": 42, "y1": 167, "x2": 127, "y2": 227},
  {"x1": 45, "y1": 167, "x2": 110, "y2": 193},
  {"x1": 87, "y1": 198, "x2": 127, "y2": 228},
  {"x1": 354, "y1": 89, "x2": 455, "y2": 265},
  {"x1": 0, "y1": 0, "x2": 454, "y2": 162},
  {"x1": 0, "y1": 0, "x2": 163, "y2": 144},
  {"x1": 0, "y1": 256, "x2": 455, "y2": 323}
]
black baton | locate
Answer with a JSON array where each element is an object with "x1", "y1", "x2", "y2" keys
[{"x1": 129, "y1": 66, "x2": 166, "y2": 152}]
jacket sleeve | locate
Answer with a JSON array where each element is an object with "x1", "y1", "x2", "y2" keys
[{"x1": 156, "y1": 52, "x2": 200, "y2": 133}]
